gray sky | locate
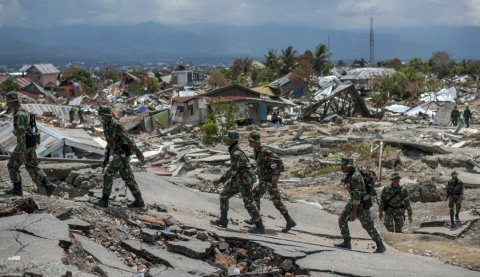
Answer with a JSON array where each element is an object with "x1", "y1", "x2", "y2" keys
[{"x1": 0, "y1": 0, "x2": 479, "y2": 28}]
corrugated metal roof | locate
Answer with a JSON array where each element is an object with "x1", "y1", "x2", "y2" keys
[
  {"x1": 14, "y1": 77, "x2": 32, "y2": 88},
  {"x1": 22, "y1": 104, "x2": 72, "y2": 121},
  {"x1": 340, "y1": 68, "x2": 395, "y2": 81},
  {"x1": 20, "y1": 64, "x2": 60, "y2": 74}
]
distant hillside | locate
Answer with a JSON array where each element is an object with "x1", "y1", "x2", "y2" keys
[{"x1": 0, "y1": 23, "x2": 478, "y2": 66}]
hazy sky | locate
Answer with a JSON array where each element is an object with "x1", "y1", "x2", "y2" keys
[{"x1": 0, "y1": 0, "x2": 479, "y2": 29}]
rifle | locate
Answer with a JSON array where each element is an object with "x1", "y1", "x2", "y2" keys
[
  {"x1": 102, "y1": 148, "x2": 110, "y2": 174},
  {"x1": 29, "y1": 113, "x2": 40, "y2": 144}
]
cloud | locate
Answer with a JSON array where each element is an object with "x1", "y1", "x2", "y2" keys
[{"x1": 0, "y1": 0, "x2": 477, "y2": 28}]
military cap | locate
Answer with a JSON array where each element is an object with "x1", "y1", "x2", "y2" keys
[
  {"x1": 451, "y1": 170, "x2": 458, "y2": 176},
  {"x1": 98, "y1": 106, "x2": 112, "y2": 115},
  {"x1": 227, "y1": 130, "x2": 239, "y2": 141},
  {"x1": 6, "y1": 91, "x2": 19, "y2": 103},
  {"x1": 390, "y1": 172, "x2": 401, "y2": 180},
  {"x1": 340, "y1": 156, "x2": 353, "y2": 167},
  {"x1": 248, "y1": 130, "x2": 261, "y2": 143}
]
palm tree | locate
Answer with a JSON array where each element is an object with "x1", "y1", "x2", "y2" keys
[
  {"x1": 280, "y1": 46, "x2": 297, "y2": 76},
  {"x1": 264, "y1": 49, "x2": 278, "y2": 71},
  {"x1": 313, "y1": 44, "x2": 331, "y2": 75}
]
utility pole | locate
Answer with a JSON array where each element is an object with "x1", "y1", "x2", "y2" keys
[{"x1": 370, "y1": 17, "x2": 374, "y2": 66}]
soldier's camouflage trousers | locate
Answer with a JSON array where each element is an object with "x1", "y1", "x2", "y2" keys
[
  {"x1": 339, "y1": 201, "x2": 382, "y2": 241},
  {"x1": 8, "y1": 147, "x2": 47, "y2": 185},
  {"x1": 103, "y1": 155, "x2": 141, "y2": 197},
  {"x1": 384, "y1": 208, "x2": 405, "y2": 233},
  {"x1": 220, "y1": 177, "x2": 262, "y2": 223},
  {"x1": 448, "y1": 195, "x2": 462, "y2": 216},
  {"x1": 253, "y1": 180, "x2": 288, "y2": 215}
]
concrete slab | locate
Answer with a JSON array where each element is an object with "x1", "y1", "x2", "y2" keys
[
  {"x1": 459, "y1": 172, "x2": 480, "y2": 188},
  {"x1": 297, "y1": 249, "x2": 480, "y2": 277},
  {"x1": 194, "y1": 155, "x2": 231, "y2": 163},
  {"x1": 75, "y1": 235, "x2": 135, "y2": 277},
  {"x1": 267, "y1": 144, "x2": 314, "y2": 156},
  {"x1": 62, "y1": 216, "x2": 92, "y2": 231},
  {"x1": 166, "y1": 239, "x2": 211, "y2": 259},
  {"x1": 415, "y1": 210, "x2": 480, "y2": 238}
]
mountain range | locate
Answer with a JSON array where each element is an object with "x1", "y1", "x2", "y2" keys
[{"x1": 0, "y1": 22, "x2": 478, "y2": 67}]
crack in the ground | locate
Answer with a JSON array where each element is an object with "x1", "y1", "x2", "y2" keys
[{"x1": 307, "y1": 269, "x2": 369, "y2": 277}]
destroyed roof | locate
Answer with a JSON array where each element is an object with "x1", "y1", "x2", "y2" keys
[
  {"x1": 340, "y1": 68, "x2": 395, "y2": 80},
  {"x1": 22, "y1": 104, "x2": 73, "y2": 121},
  {"x1": 20, "y1": 64, "x2": 60, "y2": 74},
  {"x1": 0, "y1": 122, "x2": 105, "y2": 157},
  {"x1": 251, "y1": 86, "x2": 277, "y2": 97},
  {"x1": 270, "y1": 73, "x2": 291, "y2": 87},
  {"x1": 205, "y1": 96, "x2": 288, "y2": 106},
  {"x1": 14, "y1": 77, "x2": 33, "y2": 88}
]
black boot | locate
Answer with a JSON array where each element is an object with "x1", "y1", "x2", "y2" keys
[
  {"x1": 334, "y1": 239, "x2": 352, "y2": 249},
  {"x1": 211, "y1": 211, "x2": 228, "y2": 228},
  {"x1": 374, "y1": 240, "x2": 386, "y2": 253},
  {"x1": 248, "y1": 220, "x2": 265, "y2": 234},
  {"x1": 128, "y1": 193, "x2": 145, "y2": 208},
  {"x1": 282, "y1": 213, "x2": 297, "y2": 232},
  {"x1": 450, "y1": 212, "x2": 455, "y2": 228},
  {"x1": 6, "y1": 182, "x2": 23, "y2": 196},
  {"x1": 244, "y1": 218, "x2": 255, "y2": 225},
  {"x1": 43, "y1": 179, "x2": 57, "y2": 197},
  {"x1": 96, "y1": 195, "x2": 109, "y2": 208},
  {"x1": 455, "y1": 213, "x2": 460, "y2": 221}
]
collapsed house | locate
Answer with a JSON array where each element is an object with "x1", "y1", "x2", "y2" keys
[
  {"x1": 171, "y1": 84, "x2": 290, "y2": 126},
  {"x1": 340, "y1": 67, "x2": 395, "y2": 92},
  {"x1": 301, "y1": 84, "x2": 372, "y2": 120}
]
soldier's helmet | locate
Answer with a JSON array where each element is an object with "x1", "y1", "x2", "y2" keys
[
  {"x1": 390, "y1": 172, "x2": 401, "y2": 180},
  {"x1": 98, "y1": 106, "x2": 112, "y2": 116},
  {"x1": 451, "y1": 170, "x2": 458, "y2": 176},
  {"x1": 6, "y1": 91, "x2": 20, "y2": 103},
  {"x1": 227, "y1": 130, "x2": 239, "y2": 141},
  {"x1": 248, "y1": 131, "x2": 261, "y2": 143},
  {"x1": 340, "y1": 156, "x2": 353, "y2": 167}
]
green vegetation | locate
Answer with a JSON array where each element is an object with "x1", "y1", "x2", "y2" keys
[
  {"x1": 0, "y1": 79, "x2": 20, "y2": 93},
  {"x1": 60, "y1": 66, "x2": 96, "y2": 94},
  {"x1": 206, "y1": 102, "x2": 239, "y2": 141},
  {"x1": 201, "y1": 120, "x2": 219, "y2": 145}
]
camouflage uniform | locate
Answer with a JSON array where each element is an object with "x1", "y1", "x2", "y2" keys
[
  {"x1": 379, "y1": 182, "x2": 412, "y2": 233},
  {"x1": 339, "y1": 167, "x2": 383, "y2": 242},
  {"x1": 219, "y1": 137, "x2": 262, "y2": 223},
  {"x1": 100, "y1": 107, "x2": 143, "y2": 199},
  {"x1": 6, "y1": 91, "x2": 55, "y2": 196},
  {"x1": 463, "y1": 107, "x2": 472, "y2": 128},
  {"x1": 446, "y1": 172, "x2": 464, "y2": 223},
  {"x1": 451, "y1": 107, "x2": 460, "y2": 126}
]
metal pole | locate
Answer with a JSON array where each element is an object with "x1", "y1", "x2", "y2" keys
[{"x1": 378, "y1": 140, "x2": 384, "y2": 182}]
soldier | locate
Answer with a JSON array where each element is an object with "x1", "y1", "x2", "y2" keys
[
  {"x1": 211, "y1": 130, "x2": 265, "y2": 234},
  {"x1": 451, "y1": 106, "x2": 460, "y2": 126},
  {"x1": 96, "y1": 106, "x2": 145, "y2": 208},
  {"x1": 335, "y1": 156, "x2": 386, "y2": 253},
  {"x1": 446, "y1": 171, "x2": 464, "y2": 228},
  {"x1": 5, "y1": 91, "x2": 56, "y2": 197},
  {"x1": 244, "y1": 131, "x2": 296, "y2": 232},
  {"x1": 463, "y1": 105, "x2": 472, "y2": 128},
  {"x1": 379, "y1": 173, "x2": 412, "y2": 233}
]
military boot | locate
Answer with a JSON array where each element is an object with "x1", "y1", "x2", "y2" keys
[
  {"x1": 96, "y1": 195, "x2": 109, "y2": 208},
  {"x1": 334, "y1": 239, "x2": 351, "y2": 249},
  {"x1": 211, "y1": 211, "x2": 228, "y2": 228},
  {"x1": 244, "y1": 218, "x2": 255, "y2": 225},
  {"x1": 248, "y1": 220, "x2": 265, "y2": 234},
  {"x1": 281, "y1": 213, "x2": 297, "y2": 232},
  {"x1": 6, "y1": 182, "x2": 23, "y2": 196},
  {"x1": 450, "y1": 214, "x2": 455, "y2": 228},
  {"x1": 128, "y1": 193, "x2": 145, "y2": 208},
  {"x1": 42, "y1": 179, "x2": 57, "y2": 197},
  {"x1": 374, "y1": 240, "x2": 386, "y2": 253},
  {"x1": 455, "y1": 213, "x2": 460, "y2": 221}
]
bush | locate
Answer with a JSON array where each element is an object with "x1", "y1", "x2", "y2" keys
[{"x1": 202, "y1": 120, "x2": 219, "y2": 145}]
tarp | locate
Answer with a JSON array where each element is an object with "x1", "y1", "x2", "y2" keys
[
  {"x1": 385, "y1": 104, "x2": 410, "y2": 113},
  {"x1": 420, "y1": 87, "x2": 457, "y2": 103}
]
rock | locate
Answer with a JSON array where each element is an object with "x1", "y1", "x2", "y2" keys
[
  {"x1": 214, "y1": 252, "x2": 236, "y2": 269},
  {"x1": 196, "y1": 231, "x2": 209, "y2": 241},
  {"x1": 281, "y1": 259, "x2": 294, "y2": 271},
  {"x1": 419, "y1": 180, "x2": 442, "y2": 202},
  {"x1": 183, "y1": 228, "x2": 197, "y2": 236},
  {"x1": 137, "y1": 214, "x2": 166, "y2": 229},
  {"x1": 42, "y1": 163, "x2": 93, "y2": 181},
  {"x1": 267, "y1": 144, "x2": 314, "y2": 156},
  {"x1": 169, "y1": 224, "x2": 183, "y2": 234},
  {"x1": 0, "y1": 197, "x2": 39, "y2": 216},
  {"x1": 141, "y1": 228, "x2": 160, "y2": 243},
  {"x1": 166, "y1": 239, "x2": 211, "y2": 259},
  {"x1": 218, "y1": 241, "x2": 229, "y2": 251},
  {"x1": 422, "y1": 154, "x2": 472, "y2": 170},
  {"x1": 62, "y1": 216, "x2": 92, "y2": 231}
]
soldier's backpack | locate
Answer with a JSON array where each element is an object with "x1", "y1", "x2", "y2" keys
[{"x1": 359, "y1": 168, "x2": 377, "y2": 209}]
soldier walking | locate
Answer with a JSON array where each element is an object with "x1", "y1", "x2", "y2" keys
[
  {"x1": 463, "y1": 106, "x2": 472, "y2": 128},
  {"x1": 379, "y1": 173, "x2": 412, "y2": 233},
  {"x1": 245, "y1": 131, "x2": 296, "y2": 232},
  {"x1": 211, "y1": 130, "x2": 265, "y2": 234},
  {"x1": 446, "y1": 171, "x2": 464, "y2": 228},
  {"x1": 451, "y1": 106, "x2": 460, "y2": 126},
  {"x1": 96, "y1": 106, "x2": 145, "y2": 208},
  {"x1": 335, "y1": 156, "x2": 386, "y2": 253},
  {"x1": 5, "y1": 91, "x2": 56, "y2": 196}
]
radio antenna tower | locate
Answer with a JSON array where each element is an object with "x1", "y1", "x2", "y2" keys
[{"x1": 370, "y1": 17, "x2": 374, "y2": 65}]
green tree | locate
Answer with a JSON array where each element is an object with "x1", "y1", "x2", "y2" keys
[
  {"x1": 0, "y1": 79, "x2": 20, "y2": 93},
  {"x1": 280, "y1": 46, "x2": 297, "y2": 75},
  {"x1": 205, "y1": 68, "x2": 230, "y2": 88},
  {"x1": 429, "y1": 51, "x2": 454, "y2": 78},
  {"x1": 128, "y1": 66, "x2": 147, "y2": 76},
  {"x1": 336, "y1": 60, "x2": 347, "y2": 67},
  {"x1": 408, "y1": 57, "x2": 431, "y2": 73},
  {"x1": 264, "y1": 49, "x2": 279, "y2": 72},
  {"x1": 386, "y1": 58, "x2": 403, "y2": 70},
  {"x1": 207, "y1": 102, "x2": 239, "y2": 140},
  {"x1": 313, "y1": 44, "x2": 332, "y2": 75},
  {"x1": 60, "y1": 66, "x2": 96, "y2": 94},
  {"x1": 146, "y1": 77, "x2": 160, "y2": 93},
  {"x1": 374, "y1": 71, "x2": 410, "y2": 100}
]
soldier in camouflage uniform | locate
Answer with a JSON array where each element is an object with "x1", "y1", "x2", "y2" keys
[
  {"x1": 96, "y1": 106, "x2": 145, "y2": 208},
  {"x1": 379, "y1": 173, "x2": 412, "y2": 233},
  {"x1": 451, "y1": 106, "x2": 460, "y2": 126},
  {"x1": 211, "y1": 130, "x2": 265, "y2": 233},
  {"x1": 446, "y1": 171, "x2": 464, "y2": 228},
  {"x1": 335, "y1": 156, "x2": 386, "y2": 253},
  {"x1": 5, "y1": 91, "x2": 56, "y2": 196},
  {"x1": 244, "y1": 131, "x2": 296, "y2": 232}
]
